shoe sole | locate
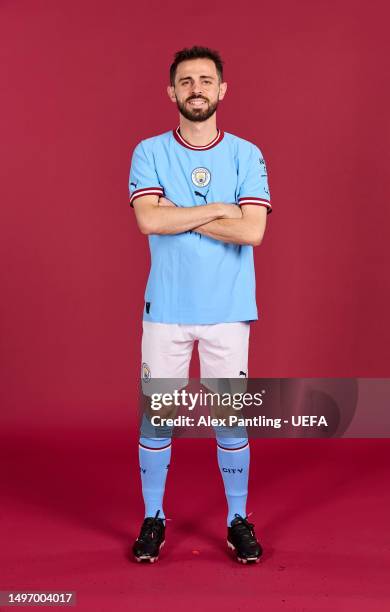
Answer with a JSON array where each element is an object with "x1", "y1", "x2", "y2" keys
[
  {"x1": 227, "y1": 539, "x2": 261, "y2": 564},
  {"x1": 134, "y1": 540, "x2": 165, "y2": 563}
]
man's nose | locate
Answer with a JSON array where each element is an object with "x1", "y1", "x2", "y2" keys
[{"x1": 190, "y1": 82, "x2": 204, "y2": 96}]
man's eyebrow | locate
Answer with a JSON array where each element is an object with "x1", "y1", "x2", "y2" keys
[{"x1": 178, "y1": 75, "x2": 215, "y2": 81}]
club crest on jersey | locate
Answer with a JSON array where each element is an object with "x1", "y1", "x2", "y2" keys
[
  {"x1": 191, "y1": 167, "x2": 211, "y2": 187},
  {"x1": 142, "y1": 362, "x2": 151, "y2": 382}
]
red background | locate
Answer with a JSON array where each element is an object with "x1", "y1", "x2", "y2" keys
[{"x1": 1, "y1": 1, "x2": 390, "y2": 610}]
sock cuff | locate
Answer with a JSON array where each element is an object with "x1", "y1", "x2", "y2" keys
[
  {"x1": 217, "y1": 438, "x2": 249, "y2": 452},
  {"x1": 139, "y1": 437, "x2": 172, "y2": 451}
]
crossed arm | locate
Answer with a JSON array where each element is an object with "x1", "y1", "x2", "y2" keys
[{"x1": 132, "y1": 195, "x2": 267, "y2": 246}]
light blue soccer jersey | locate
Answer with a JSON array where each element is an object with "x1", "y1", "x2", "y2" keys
[{"x1": 128, "y1": 127, "x2": 271, "y2": 324}]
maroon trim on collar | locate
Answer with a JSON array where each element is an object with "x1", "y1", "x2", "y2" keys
[{"x1": 173, "y1": 126, "x2": 224, "y2": 150}]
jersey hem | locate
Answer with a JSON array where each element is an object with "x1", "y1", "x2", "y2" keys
[{"x1": 142, "y1": 314, "x2": 259, "y2": 324}]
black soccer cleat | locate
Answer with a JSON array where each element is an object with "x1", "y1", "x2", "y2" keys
[
  {"x1": 227, "y1": 513, "x2": 263, "y2": 564},
  {"x1": 132, "y1": 510, "x2": 166, "y2": 563}
]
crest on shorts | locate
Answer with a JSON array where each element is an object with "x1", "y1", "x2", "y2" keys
[
  {"x1": 191, "y1": 167, "x2": 211, "y2": 187},
  {"x1": 142, "y1": 362, "x2": 151, "y2": 382}
]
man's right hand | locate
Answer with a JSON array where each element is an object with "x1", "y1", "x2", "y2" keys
[{"x1": 217, "y1": 203, "x2": 243, "y2": 220}]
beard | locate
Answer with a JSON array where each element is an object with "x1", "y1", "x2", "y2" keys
[{"x1": 176, "y1": 95, "x2": 219, "y2": 122}]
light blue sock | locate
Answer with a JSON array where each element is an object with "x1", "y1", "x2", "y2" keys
[
  {"x1": 216, "y1": 434, "x2": 250, "y2": 526},
  {"x1": 139, "y1": 436, "x2": 172, "y2": 521}
]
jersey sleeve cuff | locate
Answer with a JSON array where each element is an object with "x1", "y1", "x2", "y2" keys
[
  {"x1": 238, "y1": 197, "x2": 272, "y2": 214},
  {"x1": 129, "y1": 187, "x2": 164, "y2": 208}
]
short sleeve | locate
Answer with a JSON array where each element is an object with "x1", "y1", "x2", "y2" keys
[
  {"x1": 237, "y1": 145, "x2": 272, "y2": 214},
  {"x1": 128, "y1": 141, "x2": 164, "y2": 208}
]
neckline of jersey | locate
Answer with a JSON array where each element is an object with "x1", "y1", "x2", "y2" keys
[{"x1": 173, "y1": 126, "x2": 224, "y2": 150}]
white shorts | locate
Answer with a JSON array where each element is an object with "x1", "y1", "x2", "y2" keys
[
  {"x1": 141, "y1": 320, "x2": 250, "y2": 380},
  {"x1": 140, "y1": 321, "x2": 251, "y2": 437}
]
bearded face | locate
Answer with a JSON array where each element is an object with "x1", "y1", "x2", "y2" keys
[{"x1": 175, "y1": 94, "x2": 219, "y2": 122}]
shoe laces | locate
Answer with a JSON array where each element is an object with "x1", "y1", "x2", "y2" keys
[
  {"x1": 231, "y1": 513, "x2": 256, "y2": 542},
  {"x1": 140, "y1": 510, "x2": 165, "y2": 541}
]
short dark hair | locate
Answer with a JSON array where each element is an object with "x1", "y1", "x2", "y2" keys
[{"x1": 169, "y1": 46, "x2": 224, "y2": 86}]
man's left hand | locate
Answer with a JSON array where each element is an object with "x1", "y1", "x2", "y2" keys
[{"x1": 158, "y1": 196, "x2": 176, "y2": 207}]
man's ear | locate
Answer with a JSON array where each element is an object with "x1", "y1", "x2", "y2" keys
[
  {"x1": 218, "y1": 81, "x2": 228, "y2": 101},
  {"x1": 167, "y1": 84, "x2": 176, "y2": 103}
]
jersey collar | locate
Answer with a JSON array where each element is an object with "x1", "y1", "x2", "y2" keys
[{"x1": 173, "y1": 126, "x2": 224, "y2": 150}]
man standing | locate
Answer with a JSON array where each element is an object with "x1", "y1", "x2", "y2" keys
[{"x1": 128, "y1": 46, "x2": 272, "y2": 564}]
